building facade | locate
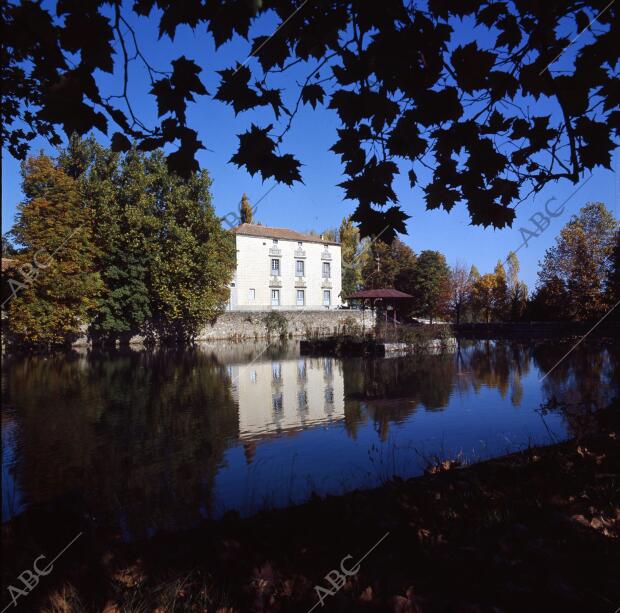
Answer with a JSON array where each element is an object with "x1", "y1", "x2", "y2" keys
[
  {"x1": 229, "y1": 224, "x2": 342, "y2": 311},
  {"x1": 228, "y1": 356, "x2": 345, "y2": 441}
]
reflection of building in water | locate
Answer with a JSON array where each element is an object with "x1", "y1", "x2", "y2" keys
[{"x1": 227, "y1": 357, "x2": 344, "y2": 439}]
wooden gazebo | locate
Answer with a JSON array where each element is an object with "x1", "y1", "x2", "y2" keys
[{"x1": 345, "y1": 288, "x2": 414, "y2": 324}]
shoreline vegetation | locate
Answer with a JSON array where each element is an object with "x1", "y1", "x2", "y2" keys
[
  {"x1": 2, "y1": 318, "x2": 618, "y2": 356},
  {"x1": 3, "y1": 151, "x2": 618, "y2": 354},
  {"x1": 3, "y1": 403, "x2": 618, "y2": 613}
]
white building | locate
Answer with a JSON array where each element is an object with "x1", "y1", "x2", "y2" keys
[
  {"x1": 228, "y1": 356, "x2": 345, "y2": 441},
  {"x1": 228, "y1": 224, "x2": 342, "y2": 311}
]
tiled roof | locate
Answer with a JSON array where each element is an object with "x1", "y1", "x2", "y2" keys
[{"x1": 232, "y1": 223, "x2": 339, "y2": 245}]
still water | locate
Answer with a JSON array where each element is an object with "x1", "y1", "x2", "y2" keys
[{"x1": 2, "y1": 339, "x2": 617, "y2": 540}]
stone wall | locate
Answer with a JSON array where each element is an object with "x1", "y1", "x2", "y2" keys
[
  {"x1": 61, "y1": 310, "x2": 373, "y2": 347},
  {"x1": 197, "y1": 309, "x2": 374, "y2": 341}
]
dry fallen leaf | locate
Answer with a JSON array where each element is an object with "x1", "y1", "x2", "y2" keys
[{"x1": 359, "y1": 586, "x2": 373, "y2": 601}]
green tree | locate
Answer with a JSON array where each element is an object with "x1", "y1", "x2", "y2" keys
[
  {"x1": 147, "y1": 153, "x2": 236, "y2": 343},
  {"x1": 362, "y1": 239, "x2": 416, "y2": 289},
  {"x1": 339, "y1": 216, "x2": 366, "y2": 298},
  {"x1": 88, "y1": 147, "x2": 155, "y2": 343},
  {"x1": 8, "y1": 154, "x2": 103, "y2": 347},
  {"x1": 399, "y1": 250, "x2": 451, "y2": 323},
  {"x1": 536, "y1": 202, "x2": 618, "y2": 320},
  {"x1": 239, "y1": 193, "x2": 253, "y2": 224}
]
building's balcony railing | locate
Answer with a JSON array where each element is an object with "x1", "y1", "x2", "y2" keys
[
  {"x1": 321, "y1": 279, "x2": 332, "y2": 288},
  {"x1": 294, "y1": 249, "x2": 306, "y2": 258},
  {"x1": 269, "y1": 247, "x2": 282, "y2": 256},
  {"x1": 295, "y1": 277, "x2": 307, "y2": 287},
  {"x1": 269, "y1": 276, "x2": 282, "y2": 287},
  {"x1": 321, "y1": 250, "x2": 332, "y2": 260}
]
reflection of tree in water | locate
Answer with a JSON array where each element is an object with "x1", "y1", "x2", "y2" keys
[
  {"x1": 460, "y1": 340, "x2": 532, "y2": 402},
  {"x1": 342, "y1": 354, "x2": 456, "y2": 441},
  {"x1": 532, "y1": 340, "x2": 618, "y2": 437},
  {"x1": 343, "y1": 341, "x2": 538, "y2": 441},
  {"x1": 3, "y1": 349, "x2": 238, "y2": 539}
]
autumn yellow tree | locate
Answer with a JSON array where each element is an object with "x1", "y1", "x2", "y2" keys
[
  {"x1": 535, "y1": 202, "x2": 618, "y2": 320},
  {"x1": 471, "y1": 273, "x2": 496, "y2": 323},
  {"x1": 8, "y1": 154, "x2": 103, "y2": 347}
]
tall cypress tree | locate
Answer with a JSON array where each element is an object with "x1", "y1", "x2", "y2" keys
[{"x1": 239, "y1": 193, "x2": 253, "y2": 224}]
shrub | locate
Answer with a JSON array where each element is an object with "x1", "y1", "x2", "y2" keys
[
  {"x1": 341, "y1": 316, "x2": 362, "y2": 336},
  {"x1": 263, "y1": 312, "x2": 288, "y2": 338}
]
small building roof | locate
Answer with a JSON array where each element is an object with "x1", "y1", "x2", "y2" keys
[
  {"x1": 232, "y1": 223, "x2": 339, "y2": 246},
  {"x1": 346, "y1": 288, "x2": 413, "y2": 300}
]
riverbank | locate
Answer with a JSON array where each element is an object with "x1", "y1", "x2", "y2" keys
[{"x1": 3, "y1": 403, "x2": 618, "y2": 613}]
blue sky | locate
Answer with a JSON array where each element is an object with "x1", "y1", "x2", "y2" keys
[{"x1": 2, "y1": 7, "x2": 618, "y2": 289}]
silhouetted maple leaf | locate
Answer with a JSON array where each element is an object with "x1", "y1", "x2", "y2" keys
[
  {"x1": 230, "y1": 124, "x2": 301, "y2": 185},
  {"x1": 301, "y1": 84, "x2": 325, "y2": 109},
  {"x1": 4, "y1": 0, "x2": 619, "y2": 239}
]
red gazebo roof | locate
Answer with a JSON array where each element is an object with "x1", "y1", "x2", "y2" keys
[{"x1": 346, "y1": 288, "x2": 413, "y2": 300}]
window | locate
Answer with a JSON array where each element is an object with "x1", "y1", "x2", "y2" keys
[
  {"x1": 297, "y1": 359, "x2": 307, "y2": 380},
  {"x1": 273, "y1": 238, "x2": 279, "y2": 245},
  {"x1": 248, "y1": 288, "x2": 256, "y2": 301},
  {"x1": 250, "y1": 370, "x2": 257, "y2": 383},
  {"x1": 271, "y1": 259, "x2": 280, "y2": 275},
  {"x1": 325, "y1": 386, "x2": 334, "y2": 405},
  {"x1": 295, "y1": 259, "x2": 304, "y2": 276},
  {"x1": 323, "y1": 290, "x2": 331, "y2": 306},
  {"x1": 272, "y1": 392, "x2": 283, "y2": 413},
  {"x1": 324, "y1": 358, "x2": 333, "y2": 376},
  {"x1": 296, "y1": 289, "x2": 305, "y2": 306},
  {"x1": 322, "y1": 262, "x2": 331, "y2": 278},
  {"x1": 297, "y1": 241, "x2": 303, "y2": 247},
  {"x1": 271, "y1": 289, "x2": 280, "y2": 306}
]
